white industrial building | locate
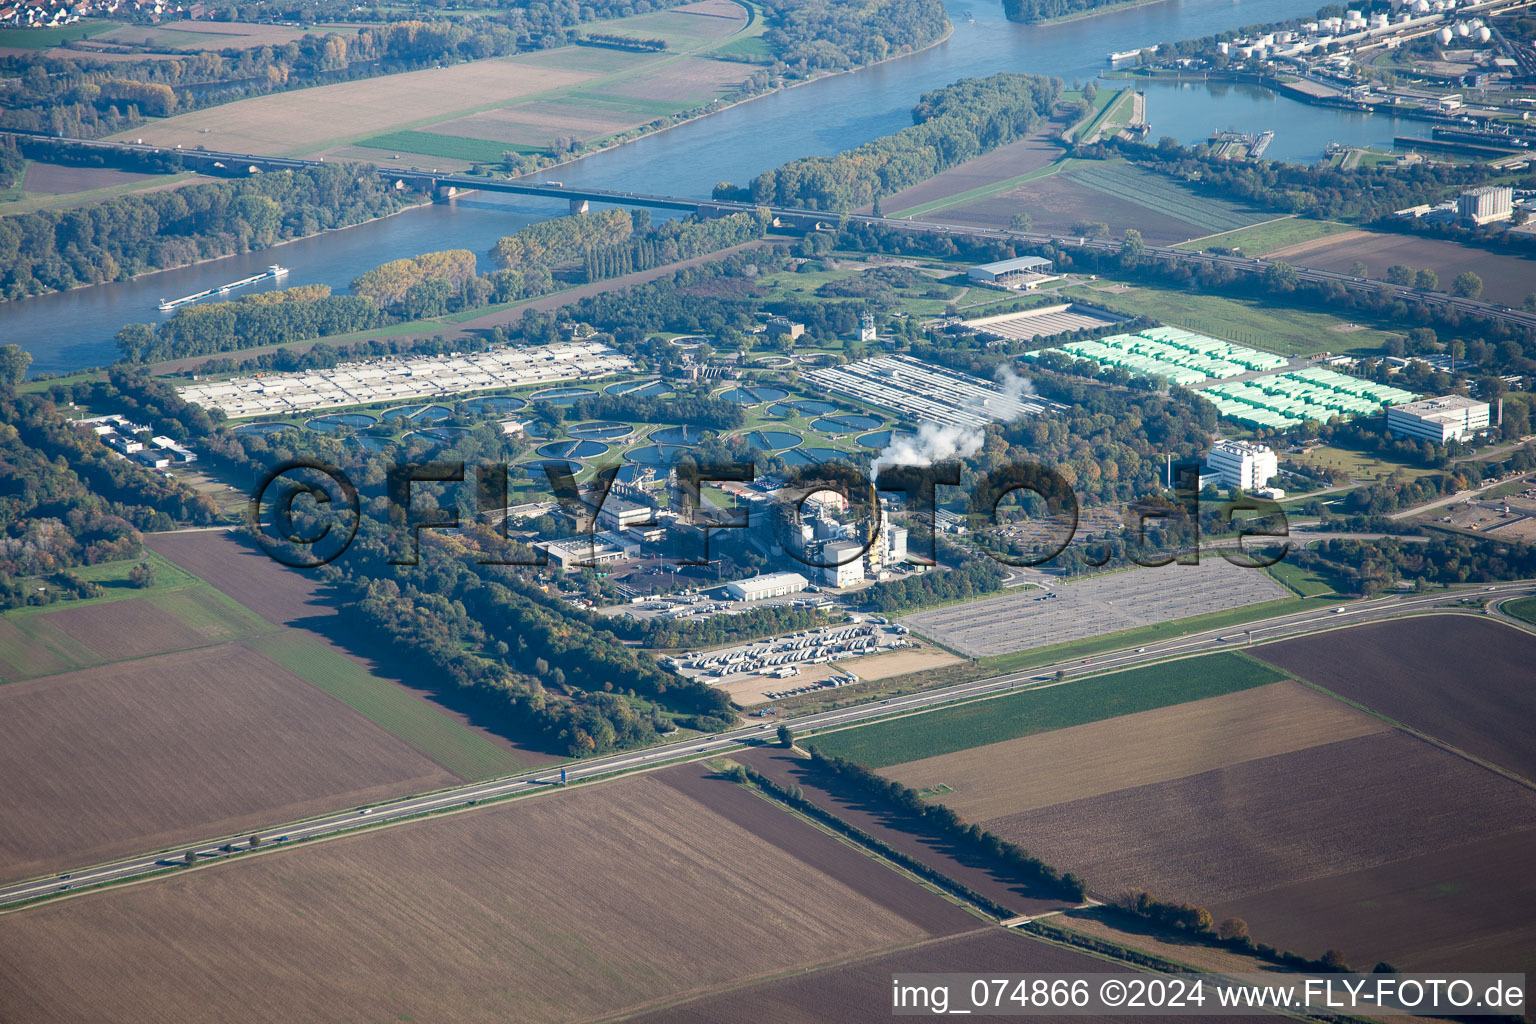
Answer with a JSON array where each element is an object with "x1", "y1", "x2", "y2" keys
[
  {"x1": 1457, "y1": 186, "x2": 1513, "y2": 226},
  {"x1": 1205, "y1": 439, "x2": 1279, "y2": 492},
  {"x1": 967, "y1": 256, "x2": 1057, "y2": 289},
  {"x1": 1386, "y1": 395, "x2": 1491, "y2": 442},
  {"x1": 540, "y1": 531, "x2": 640, "y2": 571},
  {"x1": 724, "y1": 571, "x2": 809, "y2": 602},
  {"x1": 819, "y1": 539, "x2": 867, "y2": 588},
  {"x1": 595, "y1": 495, "x2": 657, "y2": 532}
]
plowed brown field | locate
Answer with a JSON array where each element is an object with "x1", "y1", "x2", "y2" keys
[
  {"x1": 1254, "y1": 615, "x2": 1536, "y2": 781},
  {"x1": 0, "y1": 642, "x2": 455, "y2": 882},
  {"x1": 0, "y1": 766, "x2": 970, "y2": 1024},
  {"x1": 882, "y1": 681, "x2": 1387, "y2": 819},
  {"x1": 985, "y1": 731, "x2": 1536, "y2": 905}
]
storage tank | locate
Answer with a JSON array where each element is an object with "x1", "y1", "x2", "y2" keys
[
  {"x1": 1476, "y1": 25, "x2": 1491, "y2": 42},
  {"x1": 1436, "y1": 26, "x2": 1453, "y2": 44},
  {"x1": 1456, "y1": 22, "x2": 1470, "y2": 37}
]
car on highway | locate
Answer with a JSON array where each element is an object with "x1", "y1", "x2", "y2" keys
[{"x1": 1135, "y1": 647, "x2": 1146, "y2": 653}]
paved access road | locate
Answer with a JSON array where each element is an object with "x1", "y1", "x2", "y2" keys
[{"x1": 3, "y1": 579, "x2": 1532, "y2": 909}]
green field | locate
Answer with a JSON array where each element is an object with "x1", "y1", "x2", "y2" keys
[
  {"x1": 1267, "y1": 558, "x2": 1337, "y2": 598},
  {"x1": 1505, "y1": 596, "x2": 1536, "y2": 627},
  {"x1": 561, "y1": 89, "x2": 687, "y2": 119},
  {"x1": 356, "y1": 130, "x2": 540, "y2": 162},
  {"x1": 5, "y1": 549, "x2": 199, "y2": 620},
  {"x1": 244, "y1": 631, "x2": 536, "y2": 781},
  {"x1": 1060, "y1": 281, "x2": 1396, "y2": 357},
  {"x1": 0, "y1": 551, "x2": 272, "y2": 681},
  {"x1": 0, "y1": 171, "x2": 199, "y2": 218},
  {"x1": 1287, "y1": 443, "x2": 1436, "y2": 483},
  {"x1": 811, "y1": 652, "x2": 1287, "y2": 768},
  {"x1": 1063, "y1": 161, "x2": 1269, "y2": 235},
  {"x1": 1069, "y1": 87, "x2": 1130, "y2": 143},
  {"x1": 1174, "y1": 217, "x2": 1352, "y2": 256},
  {"x1": 712, "y1": 35, "x2": 771, "y2": 61},
  {"x1": 0, "y1": 21, "x2": 120, "y2": 47}
]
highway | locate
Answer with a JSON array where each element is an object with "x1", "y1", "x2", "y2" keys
[
  {"x1": 6, "y1": 130, "x2": 1536, "y2": 336},
  {"x1": 4, "y1": 577, "x2": 1531, "y2": 909}
]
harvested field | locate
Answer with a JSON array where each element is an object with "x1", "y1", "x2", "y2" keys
[
  {"x1": 983, "y1": 731, "x2": 1536, "y2": 905},
  {"x1": 1208, "y1": 828, "x2": 1536, "y2": 973},
  {"x1": 879, "y1": 133, "x2": 1066, "y2": 216},
  {"x1": 146, "y1": 531, "x2": 548, "y2": 777},
  {"x1": 739, "y1": 747, "x2": 1079, "y2": 916},
  {"x1": 504, "y1": 44, "x2": 659, "y2": 73},
  {"x1": 20, "y1": 162, "x2": 153, "y2": 194},
  {"x1": 882, "y1": 681, "x2": 1387, "y2": 820},
  {"x1": 92, "y1": 21, "x2": 362, "y2": 50},
  {"x1": 625, "y1": 927, "x2": 1162, "y2": 1024},
  {"x1": 0, "y1": 766, "x2": 966, "y2": 1023},
  {"x1": 606, "y1": 0, "x2": 747, "y2": 48},
  {"x1": 0, "y1": 616, "x2": 90, "y2": 681},
  {"x1": 923, "y1": 174, "x2": 1213, "y2": 245},
  {"x1": 1254, "y1": 615, "x2": 1536, "y2": 782},
  {"x1": 426, "y1": 102, "x2": 634, "y2": 147},
  {"x1": 1265, "y1": 229, "x2": 1536, "y2": 307},
  {"x1": 0, "y1": 642, "x2": 456, "y2": 882},
  {"x1": 925, "y1": 161, "x2": 1269, "y2": 246},
  {"x1": 145, "y1": 531, "x2": 329, "y2": 625},
  {"x1": 43, "y1": 590, "x2": 261, "y2": 662},
  {"x1": 603, "y1": 54, "x2": 753, "y2": 103},
  {"x1": 112, "y1": 58, "x2": 596, "y2": 156}
]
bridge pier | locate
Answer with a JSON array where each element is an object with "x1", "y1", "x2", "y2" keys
[{"x1": 569, "y1": 198, "x2": 589, "y2": 215}]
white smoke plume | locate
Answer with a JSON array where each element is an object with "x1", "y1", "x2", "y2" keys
[
  {"x1": 870, "y1": 362, "x2": 1036, "y2": 478},
  {"x1": 993, "y1": 363, "x2": 1036, "y2": 404},
  {"x1": 872, "y1": 420, "x2": 985, "y2": 476}
]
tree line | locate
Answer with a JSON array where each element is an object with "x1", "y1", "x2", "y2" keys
[
  {"x1": 578, "y1": 33, "x2": 667, "y2": 51},
  {"x1": 581, "y1": 211, "x2": 767, "y2": 283},
  {"x1": 115, "y1": 285, "x2": 386, "y2": 362},
  {"x1": 1003, "y1": 0, "x2": 1137, "y2": 24},
  {"x1": 745, "y1": 72, "x2": 1061, "y2": 210},
  {"x1": 805, "y1": 748, "x2": 1087, "y2": 900},
  {"x1": 0, "y1": 162, "x2": 415, "y2": 302},
  {"x1": 759, "y1": 0, "x2": 948, "y2": 75}
]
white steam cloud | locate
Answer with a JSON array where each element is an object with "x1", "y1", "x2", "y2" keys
[{"x1": 871, "y1": 363, "x2": 1036, "y2": 478}]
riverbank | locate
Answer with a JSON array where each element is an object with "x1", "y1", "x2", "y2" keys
[
  {"x1": 0, "y1": 194, "x2": 432, "y2": 314},
  {"x1": 1009, "y1": 0, "x2": 1169, "y2": 27}
]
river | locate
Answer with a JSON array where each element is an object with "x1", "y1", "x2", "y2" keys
[{"x1": 6, "y1": 0, "x2": 1431, "y2": 376}]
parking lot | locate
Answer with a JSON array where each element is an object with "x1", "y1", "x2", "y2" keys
[
  {"x1": 902, "y1": 560, "x2": 1288, "y2": 657},
  {"x1": 666, "y1": 622, "x2": 915, "y2": 702}
]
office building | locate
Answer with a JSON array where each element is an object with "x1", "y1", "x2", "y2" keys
[
  {"x1": 1205, "y1": 440, "x2": 1279, "y2": 491},
  {"x1": 1386, "y1": 395, "x2": 1491, "y2": 442}
]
